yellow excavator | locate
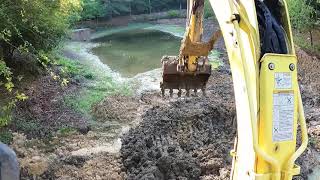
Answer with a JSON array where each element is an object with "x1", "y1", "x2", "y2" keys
[{"x1": 161, "y1": 0, "x2": 308, "y2": 179}]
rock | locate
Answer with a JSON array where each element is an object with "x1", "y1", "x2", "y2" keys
[
  {"x1": 0, "y1": 143, "x2": 20, "y2": 180},
  {"x1": 21, "y1": 156, "x2": 49, "y2": 176},
  {"x1": 71, "y1": 28, "x2": 91, "y2": 41}
]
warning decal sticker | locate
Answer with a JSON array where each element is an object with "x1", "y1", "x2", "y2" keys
[
  {"x1": 273, "y1": 93, "x2": 294, "y2": 142},
  {"x1": 275, "y1": 73, "x2": 292, "y2": 89}
]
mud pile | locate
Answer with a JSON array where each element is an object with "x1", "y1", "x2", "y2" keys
[
  {"x1": 121, "y1": 69, "x2": 236, "y2": 180},
  {"x1": 296, "y1": 48, "x2": 320, "y2": 177},
  {"x1": 92, "y1": 95, "x2": 140, "y2": 123}
]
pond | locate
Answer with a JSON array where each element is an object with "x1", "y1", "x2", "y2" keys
[{"x1": 92, "y1": 29, "x2": 181, "y2": 77}]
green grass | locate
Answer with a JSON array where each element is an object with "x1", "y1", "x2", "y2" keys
[
  {"x1": 167, "y1": 10, "x2": 180, "y2": 19},
  {"x1": 208, "y1": 50, "x2": 224, "y2": 69},
  {"x1": 64, "y1": 87, "x2": 109, "y2": 115},
  {"x1": 60, "y1": 45, "x2": 134, "y2": 116},
  {"x1": 294, "y1": 35, "x2": 320, "y2": 56},
  {"x1": 56, "y1": 57, "x2": 94, "y2": 79},
  {"x1": 57, "y1": 127, "x2": 77, "y2": 136},
  {"x1": 63, "y1": 67, "x2": 133, "y2": 116},
  {"x1": 0, "y1": 130, "x2": 13, "y2": 144}
]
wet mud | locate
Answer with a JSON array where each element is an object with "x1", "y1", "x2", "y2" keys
[{"x1": 121, "y1": 69, "x2": 236, "y2": 180}]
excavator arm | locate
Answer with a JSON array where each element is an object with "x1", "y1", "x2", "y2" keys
[
  {"x1": 161, "y1": 0, "x2": 220, "y2": 97},
  {"x1": 160, "y1": 0, "x2": 308, "y2": 179}
]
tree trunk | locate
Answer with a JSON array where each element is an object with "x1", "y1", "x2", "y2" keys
[
  {"x1": 129, "y1": 1, "x2": 132, "y2": 16},
  {"x1": 0, "y1": 46, "x2": 3, "y2": 60},
  {"x1": 148, "y1": 0, "x2": 152, "y2": 14},
  {"x1": 2, "y1": 44, "x2": 13, "y2": 61},
  {"x1": 309, "y1": 29, "x2": 313, "y2": 46}
]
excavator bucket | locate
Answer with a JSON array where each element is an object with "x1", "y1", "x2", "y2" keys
[
  {"x1": 159, "y1": 0, "x2": 221, "y2": 97},
  {"x1": 160, "y1": 56, "x2": 211, "y2": 97}
]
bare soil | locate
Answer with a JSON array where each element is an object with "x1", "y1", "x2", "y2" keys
[
  {"x1": 11, "y1": 74, "x2": 90, "y2": 139},
  {"x1": 121, "y1": 70, "x2": 236, "y2": 180}
]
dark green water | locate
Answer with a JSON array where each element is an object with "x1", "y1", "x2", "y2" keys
[{"x1": 92, "y1": 29, "x2": 181, "y2": 77}]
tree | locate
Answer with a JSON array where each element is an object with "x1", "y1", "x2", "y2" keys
[
  {"x1": 0, "y1": 0, "x2": 82, "y2": 126},
  {"x1": 287, "y1": 0, "x2": 316, "y2": 46},
  {"x1": 101, "y1": 0, "x2": 187, "y2": 17},
  {"x1": 80, "y1": 0, "x2": 107, "y2": 20},
  {"x1": 307, "y1": 0, "x2": 320, "y2": 27},
  {"x1": 104, "y1": 0, "x2": 131, "y2": 17},
  {"x1": 0, "y1": 0, "x2": 81, "y2": 60}
]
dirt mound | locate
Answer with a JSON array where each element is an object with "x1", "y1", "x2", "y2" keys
[
  {"x1": 295, "y1": 48, "x2": 320, "y2": 178},
  {"x1": 297, "y1": 47, "x2": 320, "y2": 108},
  {"x1": 92, "y1": 95, "x2": 139, "y2": 123},
  {"x1": 121, "y1": 69, "x2": 236, "y2": 180},
  {"x1": 12, "y1": 132, "x2": 126, "y2": 180},
  {"x1": 54, "y1": 153, "x2": 125, "y2": 180},
  {"x1": 121, "y1": 97, "x2": 235, "y2": 180}
]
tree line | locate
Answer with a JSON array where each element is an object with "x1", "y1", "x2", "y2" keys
[
  {"x1": 80, "y1": 0, "x2": 187, "y2": 20},
  {"x1": 287, "y1": 0, "x2": 319, "y2": 46}
]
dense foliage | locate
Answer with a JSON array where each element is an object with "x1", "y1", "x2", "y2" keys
[
  {"x1": 0, "y1": 0, "x2": 82, "y2": 126},
  {"x1": 0, "y1": 0, "x2": 81, "y2": 59},
  {"x1": 80, "y1": 0, "x2": 187, "y2": 20},
  {"x1": 287, "y1": 0, "x2": 319, "y2": 47},
  {"x1": 81, "y1": 0, "x2": 107, "y2": 20},
  {"x1": 287, "y1": 0, "x2": 316, "y2": 31}
]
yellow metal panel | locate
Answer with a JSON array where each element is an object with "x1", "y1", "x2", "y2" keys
[
  {"x1": 258, "y1": 54, "x2": 298, "y2": 178},
  {"x1": 208, "y1": 0, "x2": 260, "y2": 179},
  {"x1": 206, "y1": 0, "x2": 307, "y2": 179}
]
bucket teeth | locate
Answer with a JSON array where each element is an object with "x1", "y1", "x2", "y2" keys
[
  {"x1": 194, "y1": 89, "x2": 197, "y2": 96},
  {"x1": 178, "y1": 89, "x2": 182, "y2": 97},
  {"x1": 186, "y1": 89, "x2": 190, "y2": 97},
  {"x1": 169, "y1": 89, "x2": 173, "y2": 97},
  {"x1": 160, "y1": 56, "x2": 211, "y2": 97},
  {"x1": 202, "y1": 88, "x2": 206, "y2": 97}
]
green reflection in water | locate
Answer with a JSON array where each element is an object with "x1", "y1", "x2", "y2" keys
[{"x1": 92, "y1": 29, "x2": 181, "y2": 77}]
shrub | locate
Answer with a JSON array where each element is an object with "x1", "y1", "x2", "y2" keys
[
  {"x1": 287, "y1": 0, "x2": 315, "y2": 31},
  {"x1": 80, "y1": 0, "x2": 107, "y2": 20},
  {"x1": 0, "y1": 0, "x2": 81, "y2": 127},
  {"x1": 204, "y1": 0, "x2": 215, "y2": 19},
  {"x1": 167, "y1": 10, "x2": 180, "y2": 18},
  {"x1": 0, "y1": 130, "x2": 13, "y2": 144}
]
